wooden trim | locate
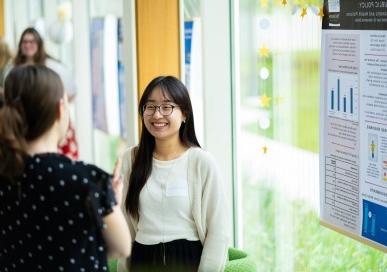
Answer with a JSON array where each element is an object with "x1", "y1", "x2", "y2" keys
[
  {"x1": 135, "y1": 0, "x2": 180, "y2": 100},
  {"x1": 320, "y1": 220, "x2": 387, "y2": 253},
  {"x1": 0, "y1": 0, "x2": 4, "y2": 37}
]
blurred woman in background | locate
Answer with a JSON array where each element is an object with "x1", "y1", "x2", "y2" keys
[{"x1": 14, "y1": 27, "x2": 79, "y2": 160}]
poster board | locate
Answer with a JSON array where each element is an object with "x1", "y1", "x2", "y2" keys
[
  {"x1": 90, "y1": 16, "x2": 126, "y2": 138},
  {"x1": 320, "y1": 0, "x2": 387, "y2": 252}
]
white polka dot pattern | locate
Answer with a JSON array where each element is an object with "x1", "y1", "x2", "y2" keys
[{"x1": 0, "y1": 153, "x2": 116, "y2": 271}]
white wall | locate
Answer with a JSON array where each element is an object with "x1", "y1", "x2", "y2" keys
[
  {"x1": 72, "y1": 0, "x2": 94, "y2": 162},
  {"x1": 200, "y1": 0, "x2": 237, "y2": 245}
]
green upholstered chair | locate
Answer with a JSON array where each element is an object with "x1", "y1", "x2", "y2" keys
[
  {"x1": 225, "y1": 247, "x2": 256, "y2": 272},
  {"x1": 108, "y1": 259, "x2": 118, "y2": 272},
  {"x1": 108, "y1": 247, "x2": 256, "y2": 272}
]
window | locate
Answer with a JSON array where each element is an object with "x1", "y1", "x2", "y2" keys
[
  {"x1": 237, "y1": 0, "x2": 387, "y2": 270},
  {"x1": 89, "y1": 0, "x2": 127, "y2": 171}
]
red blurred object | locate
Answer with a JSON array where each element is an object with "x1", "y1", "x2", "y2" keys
[{"x1": 58, "y1": 121, "x2": 79, "y2": 160}]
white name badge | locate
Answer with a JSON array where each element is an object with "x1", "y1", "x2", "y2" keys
[{"x1": 166, "y1": 182, "x2": 188, "y2": 197}]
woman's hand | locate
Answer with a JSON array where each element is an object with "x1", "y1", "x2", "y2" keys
[
  {"x1": 103, "y1": 156, "x2": 131, "y2": 258},
  {"x1": 112, "y1": 158, "x2": 123, "y2": 205}
]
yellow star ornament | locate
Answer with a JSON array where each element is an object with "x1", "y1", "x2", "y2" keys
[
  {"x1": 57, "y1": 2, "x2": 71, "y2": 22},
  {"x1": 259, "y1": 46, "x2": 270, "y2": 58},
  {"x1": 300, "y1": 7, "x2": 308, "y2": 18},
  {"x1": 281, "y1": 0, "x2": 288, "y2": 6},
  {"x1": 318, "y1": 6, "x2": 324, "y2": 18},
  {"x1": 262, "y1": 145, "x2": 268, "y2": 154},
  {"x1": 260, "y1": 0, "x2": 269, "y2": 8},
  {"x1": 259, "y1": 94, "x2": 272, "y2": 108}
]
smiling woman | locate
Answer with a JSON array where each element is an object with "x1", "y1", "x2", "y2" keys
[
  {"x1": 119, "y1": 76, "x2": 230, "y2": 272},
  {"x1": 142, "y1": 87, "x2": 186, "y2": 144}
]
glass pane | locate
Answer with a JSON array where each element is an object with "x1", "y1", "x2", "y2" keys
[
  {"x1": 237, "y1": 0, "x2": 387, "y2": 270},
  {"x1": 89, "y1": 0, "x2": 127, "y2": 171},
  {"x1": 183, "y1": 0, "x2": 204, "y2": 144}
]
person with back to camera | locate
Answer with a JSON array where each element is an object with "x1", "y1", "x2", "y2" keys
[
  {"x1": 0, "y1": 65, "x2": 131, "y2": 271},
  {"x1": 14, "y1": 27, "x2": 79, "y2": 160},
  {"x1": 118, "y1": 76, "x2": 230, "y2": 272}
]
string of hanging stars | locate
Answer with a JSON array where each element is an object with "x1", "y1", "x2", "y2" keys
[
  {"x1": 257, "y1": 0, "x2": 324, "y2": 154},
  {"x1": 260, "y1": 0, "x2": 324, "y2": 19}
]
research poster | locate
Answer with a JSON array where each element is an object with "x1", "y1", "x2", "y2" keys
[
  {"x1": 90, "y1": 18, "x2": 107, "y2": 133},
  {"x1": 320, "y1": 0, "x2": 387, "y2": 251}
]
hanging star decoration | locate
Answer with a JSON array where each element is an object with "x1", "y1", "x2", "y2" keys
[
  {"x1": 259, "y1": 45, "x2": 270, "y2": 58},
  {"x1": 262, "y1": 145, "x2": 268, "y2": 154},
  {"x1": 260, "y1": 0, "x2": 269, "y2": 8},
  {"x1": 300, "y1": 7, "x2": 308, "y2": 18},
  {"x1": 281, "y1": 0, "x2": 287, "y2": 6},
  {"x1": 318, "y1": 6, "x2": 324, "y2": 18},
  {"x1": 57, "y1": 2, "x2": 72, "y2": 22},
  {"x1": 291, "y1": 5, "x2": 300, "y2": 15},
  {"x1": 259, "y1": 94, "x2": 272, "y2": 108}
]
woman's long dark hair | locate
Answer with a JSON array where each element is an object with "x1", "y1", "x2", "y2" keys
[
  {"x1": 14, "y1": 27, "x2": 48, "y2": 65},
  {"x1": 0, "y1": 65, "x2": 64, "y2": 181},
  {"x1": 126, "y1": 76, "x2": 200, "y2": 219}
]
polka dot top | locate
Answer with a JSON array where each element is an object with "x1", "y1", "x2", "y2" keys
[{"x1": 0, "y1": 153, "x2": 117, "y2": 272}]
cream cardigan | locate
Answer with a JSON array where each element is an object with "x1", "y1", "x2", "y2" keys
[{"x1": 118, "y1": 147, "x2": 230, "y2": 272}]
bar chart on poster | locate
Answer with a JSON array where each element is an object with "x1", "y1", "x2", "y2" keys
[{"x1": 327, "y1": 72, "x2": 359, "y2": 121}]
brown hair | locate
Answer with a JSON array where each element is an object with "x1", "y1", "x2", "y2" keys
[
  {"x1": 14, "y1": 28, "x2": 48, "y2": 65},
  {"x1": 0, "y1": 65, "x2": 64, "y2": 180}
]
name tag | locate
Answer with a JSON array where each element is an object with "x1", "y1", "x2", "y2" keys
[{"x1": 166, "y1": 182, "x2": 188, "y2": 197}]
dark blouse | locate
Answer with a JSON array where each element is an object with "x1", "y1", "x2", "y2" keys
[{"x1": 0, "y1": 153, "x2": 116, "y2": 272}]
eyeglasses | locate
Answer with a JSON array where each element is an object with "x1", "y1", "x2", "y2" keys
[
  {"x1": 143, "y1": 103, "x2": 179, "y2": 116},
  {"x1": 22, "y1": 39, "x2": 37, "y2": 44}
]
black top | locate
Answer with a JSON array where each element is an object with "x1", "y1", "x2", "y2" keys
[
  {"x1": 0, "y1": 153, "x2": 116, "y2": 272},
  {"x1": 322, "y1": 0, "x2": 387, "y2": 30}
]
